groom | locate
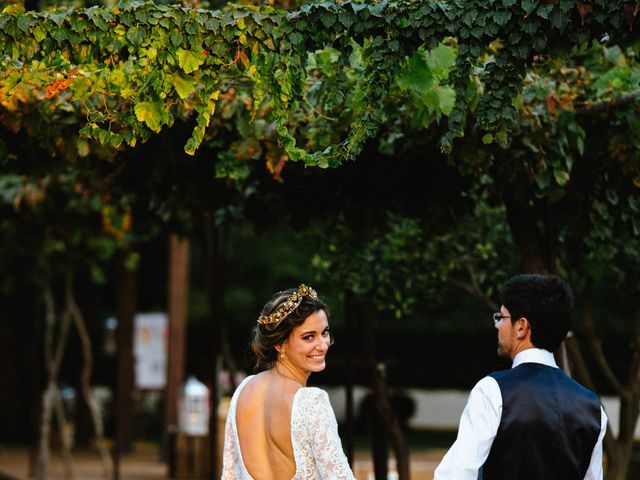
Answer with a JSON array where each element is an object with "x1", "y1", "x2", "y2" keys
[{"x1": 434, "y1": 274, "x2": 607, "y2": 480}]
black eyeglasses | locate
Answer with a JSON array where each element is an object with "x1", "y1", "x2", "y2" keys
[{"x1": 493, "y1": 312, "x2": 510, "y2": 326}]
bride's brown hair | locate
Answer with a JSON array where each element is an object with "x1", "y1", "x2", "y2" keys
[{"x1": 251, "y1": 287, "x2": 329, "y2": 370}]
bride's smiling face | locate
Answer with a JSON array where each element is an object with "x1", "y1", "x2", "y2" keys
[{"x1": 281, "y1": 310, "x2": 332, "y2": 374}]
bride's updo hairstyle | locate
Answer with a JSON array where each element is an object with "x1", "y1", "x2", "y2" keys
[{"x1": 251, "y1": 285, "x2": 329, "y2": 370}]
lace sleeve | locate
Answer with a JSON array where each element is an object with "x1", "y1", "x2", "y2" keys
[
  {"x1": 302, "y1": 389, "x2": 355, "y2": 480},
  {"x1": 220, "y1": 408, "x2": 236, "y2": 479}
]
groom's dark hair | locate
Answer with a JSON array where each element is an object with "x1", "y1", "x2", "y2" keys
[{"x1": 499, "y1": 274, "x2": 573, "y2": 352}]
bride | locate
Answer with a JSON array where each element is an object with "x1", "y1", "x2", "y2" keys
[{"x1": 222, "y1": 284, "x2": 355, "y2": 479}]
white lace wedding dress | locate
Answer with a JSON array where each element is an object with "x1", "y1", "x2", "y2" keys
[{"x1": 222, "y1": 375, "x2": 355, "y2": 479}]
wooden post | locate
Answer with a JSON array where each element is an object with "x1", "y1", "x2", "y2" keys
[
  {"x1": 165, "y1": 235, "x2": 190, "y2": 475},
  {"x1": 114, "y1": 250, "x2": 138, "y2": 479},
  {"x1": 173, "y1": 433, "x2": 210, "y2": 479}
]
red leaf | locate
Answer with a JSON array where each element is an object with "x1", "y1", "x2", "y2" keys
[
  {"x1": 45, "y1": 78, "x2": 71, "y2": 99},
  {"x1": 576, "y1": 0, "x2": 592, "y2": 25},
  {"x1": 546, "y1": 91, "x2": 559, "y2": 116}
]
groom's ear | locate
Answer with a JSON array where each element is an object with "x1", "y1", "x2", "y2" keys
[{"x1": 515, "y1": 317, "x2": 530, "y2": 339}]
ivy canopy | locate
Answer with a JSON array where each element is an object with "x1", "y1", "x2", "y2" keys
[{"x1": 1, "y1": 0, "x2": 639, "y2": 168}]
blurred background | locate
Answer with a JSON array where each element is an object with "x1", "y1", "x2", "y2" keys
[{"x1": 1, "y1": 0, "x2": 640, "y2": 479}]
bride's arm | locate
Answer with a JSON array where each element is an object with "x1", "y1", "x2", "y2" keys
[{"x1": 305, "y1": 389, "x2": 356, "y2": 480}]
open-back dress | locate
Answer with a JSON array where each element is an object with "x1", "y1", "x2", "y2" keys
[{"x1": 221, "y1": 375, "x2": 355, "y2": 479}]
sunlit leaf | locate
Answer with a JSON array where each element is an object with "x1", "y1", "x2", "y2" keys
[
  {"x1": 177, "y1": 48, "x2": 205, "y2": 74},
  {"x1": 171, "y1": 72, "x2": 196, "y2": 99},
  {"x1": 134, "y1": 101, "x2": 169, "y2": 131}
]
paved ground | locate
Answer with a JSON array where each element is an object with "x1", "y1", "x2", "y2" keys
[
  {"x1": 0, "y1": 443, "x2": 165, "y2": 480},
  {"x1": 0, "y1": 443, "x2": 445, "y2": 480},
  {"x1": 352, "y1": 450, "x2": 445, "y2": 480}
]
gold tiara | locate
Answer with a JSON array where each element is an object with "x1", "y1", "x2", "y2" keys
[{"x1": 257, "y1": 284, "x2": 318, "y2": 327}]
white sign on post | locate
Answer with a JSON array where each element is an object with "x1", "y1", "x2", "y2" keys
[{"x1": 134, "y1": 312, "x2": 168, "y2": 390}]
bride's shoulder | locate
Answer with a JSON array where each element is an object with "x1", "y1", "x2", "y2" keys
[
  {"x1": 294, "y1": 386, "x2": 330, "y2": 406},
  {"x1": 229, "y1": 374, "x2": 256, "y2": 401},
  {"x1": 292, "y1": 388, "x2": 337, "y2": 430},
  {"x1": 237, "y1": 374, "x2": 257, "y2": 391}
]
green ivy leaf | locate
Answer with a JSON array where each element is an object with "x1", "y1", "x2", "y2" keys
[
  {"x1": 494, "y1": 10, "x2": 511, "y2": 26},
  {"x1": 434, "y1": 86, "x2": 456, "y2": 115},
  {"x1": 426, "y1": 43, "x2": 456, "y2": 81},
  {"x1": 134, "y1": 101, "x2": 169, "y2": 131},
  {"x1": 32, "y1": 25, "x2": 47, "y2": 43},
  {"x1": 397, "y1": 42, "x2": 457, "y2": 123},
  {"x1": 289, "y1": 32, "x2": 304, "y2": 44},
  {"x1": 496, "y1": 130, "x2": 509, "y2": 144},
  {"x1": 126, "y1": 26, "x2": 145, "y2": 46},
  {"x1": 338, "y1": 11, "x2": 354, "y2": 28},
  {"x1": 536, "y1": 172, "x2": 550, "y2": 190},
  {"x1": 3, "y1": 3, "x2": 25, "y2": 14},
  {"x1": 549, "y1": 9, "x2": 565, "y2": 29},
  {"x1": 177, "y1": 47, "x2": 205, "y2": 73},
  {"x1": 171, "y1": 72, "x2": 197, "y2": 99},
  {"x1": 320, "y1": 11, "x2": 336, "y2": 28},
  {"x1": 170, "y1": 30, "x2": 184, "y2": 47},
  {"x1": 482, "y1": 133, "x2": 494, "y2": 144},
  {"x1": 16, "y1": 14, "x2": 35, "y2": 33},
  {"x1": 553, "y1": 168, "x2": 570, "y2": 186},
  {"x1": 522, "y1": 0, "x2": 536, "y2": 15},
  {"x1": 368, "y1": 0, "x2": 387, "y2": 17},
  {"x1": 536, "y1": 4, "x2": 554, "y2": 19},
  {"x1": 397, "y1": 50, "x2": 434, "y2": 92}
]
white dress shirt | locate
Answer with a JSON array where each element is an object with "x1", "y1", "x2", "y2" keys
[{"x1": 433, "y1": 348, "x2": 608, "y2": 480}]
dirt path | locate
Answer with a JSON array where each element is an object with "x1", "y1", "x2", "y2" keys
[{"x1": 1, "y1": 444, "x2": 445, "y2": 480}]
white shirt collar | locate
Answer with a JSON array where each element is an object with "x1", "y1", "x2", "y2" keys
[{"x1": 512, "y1": 348, "x2": 558, "y2": 369}]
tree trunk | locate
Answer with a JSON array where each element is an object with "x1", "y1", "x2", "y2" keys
[
  {"x1": 36, "y1": 382, "x2": 75, "y2": 479},
  {"x1": 606, "y1": 306, "x2": 640, "y2": 480},
  {"x1": 502, "y1": 195, "x2": 548, "y2": 274},
  {"x1": 66, "y1": 275, "x2": 113, "y2": 479},
  {"x1": 38, "y1": 382, "x2": 54, "y2": 480},
  {"x1": 565, "y1": 293, "x2": 640, "y2": 480},
  {"x1": 36, "y1": 284, "x2": 73, "y2": 480},
  {"x1": 52, "y1": 385, "x2": 74, "y2": 479},
  {"x1": 357, "y1": 298, "x2": 410, "y2": 480},
  {"x1": 29, "y1": 301, "x2": 45, "y2": 479},
  {"x1": 501, "y1": 194, "x2": 576, "y2": 370},
  {"x1": 605, "y1": 429, "x2": 634, "y2": 480},
  {"x1": 371, "y1": 405, "x2": 388, "y2": 480}
]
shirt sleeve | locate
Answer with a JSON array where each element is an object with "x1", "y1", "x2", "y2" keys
[
  {"x1": 433, "y1": 376, "x2": 502, "y2": 480},
  {"x1": 583, "y1": 406, "x2": 607, "y2": 480},
  {"x1": 305, "y1": 389, "x2": 356, "y2": 480}
]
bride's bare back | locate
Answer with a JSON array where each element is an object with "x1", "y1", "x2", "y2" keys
[{"x1": 236, "y1": 370, "x2": 301, "y2": 480}]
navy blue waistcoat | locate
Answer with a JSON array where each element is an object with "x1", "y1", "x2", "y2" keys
[{"x1": 481, "y1": 363, "x2": 601, "y2": 480}]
